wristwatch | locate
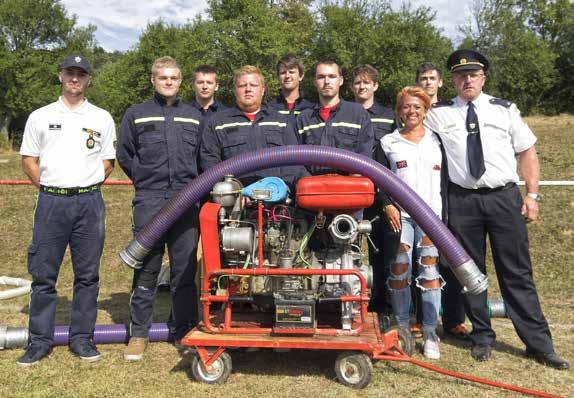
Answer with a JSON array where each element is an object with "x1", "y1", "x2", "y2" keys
[{"x1": 526, "y1": 193, "x2": 541, "y2": 202}]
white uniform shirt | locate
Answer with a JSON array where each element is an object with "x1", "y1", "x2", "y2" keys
[
  {"x1": 380, "y1": 127, "x2": 443, "y2": 218},
  {"x1": 20, "y1": 97, "x2": 116, "y2": 188},
  {"x1": 425, "y1": 92, "x2": 536, "y2": 189}
]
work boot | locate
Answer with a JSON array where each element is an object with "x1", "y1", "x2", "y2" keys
[
  {"x1": 124, "y1": 337, "x2": 148, "y2": 361},
  {"x1": 526, "y1": 349, "x2": 570, "y2": 370}
]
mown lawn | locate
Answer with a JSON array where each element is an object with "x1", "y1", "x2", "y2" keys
[{"x1": 0, "y1": 115, "x2": 572, "y2": 398}]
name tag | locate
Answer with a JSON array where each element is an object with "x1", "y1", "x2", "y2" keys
[{"x1": 49, "y1": 123, "x2": 61, "y2": 131}]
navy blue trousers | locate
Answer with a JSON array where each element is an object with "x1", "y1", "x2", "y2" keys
[
  {"x1": 27, "y1": 191, "x2": 104, "y2": 349},
  {"x1": 448, "y1": 183, "x2": 553, "y2": 353},
  {"x1": 130, "y1": 191, "x2": 199, "y2": 340}
]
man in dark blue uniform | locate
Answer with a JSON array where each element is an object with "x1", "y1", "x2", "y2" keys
[
  {"x1": 190, "y1": 64, "x2": 227, "y2": 116},
  {"x1": 350, "y1": 64, "x2": 397, "y2": 328},
  {"x1": 267, "y1": 54, "x2": 315, "y2": 120},
  {"x1": 296, "y1": 60, "x2": 374, "y2": 176},
  {"x1": 117, "y1": 56, "x2": 202, "y2": 361},
  {"x1": 200, "y1": 65, "x2": 302, "y2": 187},
  {"x1": 18, "y1": 55, "x2": 116, "y2": 366}
]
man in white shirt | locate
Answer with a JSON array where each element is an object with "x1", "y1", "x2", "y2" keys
[
  {"x1": 18, "y1": 55, "x2": 116, "y2": 366},
  {"x1": 426, "y1": 49, "x2": 568, "y2": 369}
]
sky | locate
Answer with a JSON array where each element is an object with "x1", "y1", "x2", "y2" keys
[{"x1": 61, "y1": 0, "x2": 476, "y2": 52}]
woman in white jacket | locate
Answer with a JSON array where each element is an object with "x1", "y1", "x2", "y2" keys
[{"x1": 379, "y1": 86, "x2": 447, "y2": 360}]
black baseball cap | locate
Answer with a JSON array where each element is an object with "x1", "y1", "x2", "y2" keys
[
  {"x1": 59, "y1": 55, "x2": 92, "y2": 74},
  {"x1": 447, "y1": 49, "x2": 489, "y2": 73}
]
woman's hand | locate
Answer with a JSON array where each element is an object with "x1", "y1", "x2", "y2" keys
[{"x1": 384, "y1": 205, "x2": 401, "y2": 233}]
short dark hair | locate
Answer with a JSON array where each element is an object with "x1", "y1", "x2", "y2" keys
[
  {"x1": 315, "y1": 59, "x2": 342, "y2": 76},
  {"x1": 192, "y1": 64, "x2": 218, "y2": 82},
  {"x1": 351, "y1": 64, "x2": 379, "y2": 85},
  {"x1": 415, "y1": 62, "x2": 441, "y2": 82},
  {"x1": 276, "y1": 54, "x2": 304, "y2": 76}
]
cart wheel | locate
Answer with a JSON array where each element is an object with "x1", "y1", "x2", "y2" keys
[
  {"x1": 388, "y1": 326, "x2": 415, "y2": 356},
  {"x1": 334, "y1": 351, "x2": 373, "y2": 389},
  {"x1": 190, "y1": 352, "x2": 232, "y2": 384}
]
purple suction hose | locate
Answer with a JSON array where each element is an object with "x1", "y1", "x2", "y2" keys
[
  {"x1": 53, "y1": 323, "x2": 169, "y2": 345},
  {"x1": 120, "y1": 145, "x2": 487, "y2": 295}
]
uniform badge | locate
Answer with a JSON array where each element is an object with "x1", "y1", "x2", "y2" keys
[
  {"x1": 396, "y1": 160, "x2": 408, "y2": 169},
  {"x1": 86, "y1": 137, "x2": 95, "y2": 149},
  {"x1": 49, "y1": 123, "x2": 62, "y2": 131},
  {"x1": 433, "y1": 164, "x2": 441, "y2": 170}
]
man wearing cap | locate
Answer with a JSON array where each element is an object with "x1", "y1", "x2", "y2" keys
[
  {"x1": 425, "y1": 49, "x2": 569, "y2": 369},
  {"x1": 117, "y1": 56, "x2": 202, "y2": 361},
  {"x1": 18, "y1": 55, "x2": 116, "y2": 366}
]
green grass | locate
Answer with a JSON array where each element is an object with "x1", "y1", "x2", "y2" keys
[{"x1": 0, "y1": 115, "x2": 572, "y2": 398}]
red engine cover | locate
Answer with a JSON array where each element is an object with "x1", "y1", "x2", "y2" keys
[{"x1": 296, "y1": 174, "x2": 374, "y2": 213}]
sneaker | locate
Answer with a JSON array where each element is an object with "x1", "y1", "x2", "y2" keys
[
  {"x1": 17, "y1": 345, "x2": 51, "y2": 367},
  {"x1": 124, "y1": 337, "x2": 148, "y2": 361},
  {"x1": 423, "y1": 331, "x2": 441, "y2": 360},
  {"x1": 70, "y1": 341, "x2": 101, "y2": 362}
]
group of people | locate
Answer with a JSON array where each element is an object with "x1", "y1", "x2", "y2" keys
[{"x1": 16, "y1": 49, "x2": 568, "y2": 371}]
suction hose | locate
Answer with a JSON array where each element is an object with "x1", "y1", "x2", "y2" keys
[
  {"x1": 0, "y1": 323, "x2": 169, "y2": 349},
  {"x1": 120, "y1": 145, "x2": 488, "y2": 295}
]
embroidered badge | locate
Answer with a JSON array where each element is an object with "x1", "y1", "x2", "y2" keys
[
  {"x1": 396, "y1": 160, "x2": 408, "y2": 169},
  {"x1": 49, "y1": 124, "x2": 62, "y2": 131}
]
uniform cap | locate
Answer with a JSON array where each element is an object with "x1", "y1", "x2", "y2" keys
[
  {"x1": 59, "y1": 55, "x2": 91, "y2": 74},
  {"x1": 447, "y1": 49, "x2": 489, "y2": 73}
]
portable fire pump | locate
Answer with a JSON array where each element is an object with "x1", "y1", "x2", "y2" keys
[{"x1": 184, "y1": 173, "x2": 413, "y2": 388}]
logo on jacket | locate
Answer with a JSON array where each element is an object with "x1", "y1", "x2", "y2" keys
[
  {"x1": 433, "y1": 164, "x2": 441, "y2": 170},
  {"x1": 396, "y1": 160, "x2": 408, "y2": 169},
  {"x1": 49, "y1": 123, "x2": 62, "y2": 131}
]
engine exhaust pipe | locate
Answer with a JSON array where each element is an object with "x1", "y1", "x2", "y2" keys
[{"x1": 119, "y1": 146, "x2": 488, "y2": 296}]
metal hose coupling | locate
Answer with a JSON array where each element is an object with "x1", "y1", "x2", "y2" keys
[
  {"x1": 452, "y1": 259, "x2": 489, "y2": 295},
  {"x1": 0, "y1": 325, "x2": 28, "y2": 350},
  {"x1": 118, "y1": 240, "x2": 150, "y2": 270}
]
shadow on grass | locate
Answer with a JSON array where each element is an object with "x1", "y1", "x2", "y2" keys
[{"x1": 171, "y1": 348, "x2": 340, "y2": 383}]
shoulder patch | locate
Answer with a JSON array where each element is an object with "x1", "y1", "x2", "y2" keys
[
  {"x1": 489, "y1": 98, "x2": 513, "y2": 108},
  {"x1": 432, "y1": 100, "x2": 453, "y2": 108}
]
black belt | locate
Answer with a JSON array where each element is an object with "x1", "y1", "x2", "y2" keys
[
  {"x1": 449, "y1": 182, "x2": 515, "y2": 193},
  {"x1": 40, "y1": 184, "x2": 100, "y2": 196}
]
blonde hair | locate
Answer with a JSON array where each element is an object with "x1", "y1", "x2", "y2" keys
[
  {"x1": 395, "y1": 86, "x2": 431, "y2": 115},
  {"x1": 233, "y1": 65, "x2": 265, "y2": 86},
  {"x1": 151, "y1": 56, "x2": 181, "y2": 77}
]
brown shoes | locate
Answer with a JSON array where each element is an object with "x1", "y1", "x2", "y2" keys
[{"x1": 124, "y1": 337, "x2": 148, "y2": 361}]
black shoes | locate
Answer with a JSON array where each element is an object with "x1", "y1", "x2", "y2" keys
[
  {"x1": 526, "y1": 349, "x2": 570, "y2": 370},
  {"x1": 471, "y1": 344, "x2": 492, "y2": 361},
  {"x1": 17, "y1": 345, "x2": 51, "y2": 367},
  {"x1": 70, "y1": 341, "x2": 101, "y2": 362}
]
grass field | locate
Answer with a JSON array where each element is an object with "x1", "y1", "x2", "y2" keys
[{"x1": 0, "y1": 115, "x2": 572, "y2": 398}]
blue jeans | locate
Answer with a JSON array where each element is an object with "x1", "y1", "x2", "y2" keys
[{"x1": 387, "y1": 216, "x2": 444, "y2": 333}]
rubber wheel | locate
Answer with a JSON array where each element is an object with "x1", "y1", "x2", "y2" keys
[
  {"x1": 388, "y1": 326, "x2": 415, "y2": 356},
  {"x1": 334, "y1": 351, "x2": 373, "y2": 389},
  {"x1": 190, "y1": 351, "x2": 232, "y2": 384}
]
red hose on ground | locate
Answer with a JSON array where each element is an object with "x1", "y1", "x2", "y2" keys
[
  {"x1": 0, "y1": 179, "x2": 132, "y2": 185},
  {"x1": 375, "y1": 352, "x2": 564, "y2": 398}
]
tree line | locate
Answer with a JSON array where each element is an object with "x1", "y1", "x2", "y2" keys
[{"x1": 0, "y1": 0, "x2": 572, "y2": 145}]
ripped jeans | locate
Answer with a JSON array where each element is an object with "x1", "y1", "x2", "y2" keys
[{"x1": 387, "y1": 216, "x2": 445, "y2": 333}]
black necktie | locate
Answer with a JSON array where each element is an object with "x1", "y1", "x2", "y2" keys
[{"x1": 466, "y1": 102, "x2": 486, "y2": 179}]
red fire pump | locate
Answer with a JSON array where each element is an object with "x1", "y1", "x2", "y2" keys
[{"x1": 182, "y1": 174, "x2": 413, "y2": 388}]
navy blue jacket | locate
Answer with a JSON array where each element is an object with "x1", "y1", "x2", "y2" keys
[
  {"x1": 117, "y1": 93, "x2": 202, "y2": 192},
  {"x1": 267, "y1": 91, "x2": 315, "y2": 120},
  {"x1": 366, "y1": 102, "x2": 395, "y2": 144},
  {"x1": 190, "y1": 99, "x2": 227, "y2": 118},
  {"x1": 296, "y1": 99, "x2": 374, "y2": 175},
  {"x1": 199, "y1": 105, "x2": 305, "y2": 187}
]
